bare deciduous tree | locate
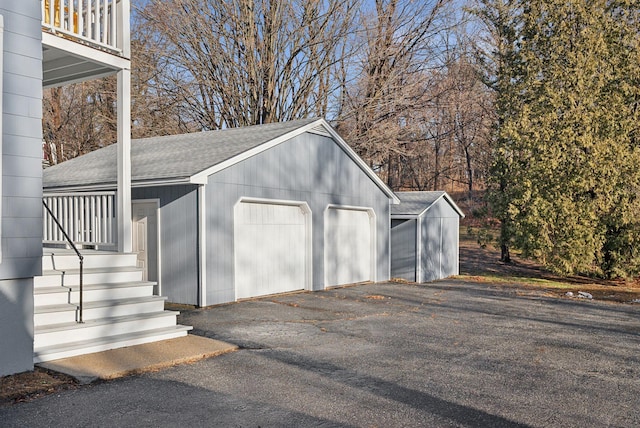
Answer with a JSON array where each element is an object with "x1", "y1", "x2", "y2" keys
[
  {"x1": 42, "y1": 13, "x2": 188, "y2": 164},
  {"x1": 336, "y1": 0, "x2": 453, "y2": 184},
  {"x1": 43, "y1": 0, "x2": 494, "y2": 199},
  {"x1": 130, "y1": 11, "x2": 194, "y2": 138},
  {"x1": 43, "y1": 78, "x2": 117, "y2": 165},
  {"x1": 138, "y1": 0, "x2": 359, "y2": 130}
]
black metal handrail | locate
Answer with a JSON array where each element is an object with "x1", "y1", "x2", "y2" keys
[{"x1": 43, "y1": 200, "x2": 85, "y2": 323}]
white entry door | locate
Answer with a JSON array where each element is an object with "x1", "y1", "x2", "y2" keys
[
  {"x1": 132, "y1": 201, "x2": 159, "y2": 291},
  {"x1": 325, "y1": 207, "x2": 374, "y2": 287},
  {"x1": 234, "y1": 201, "x2": 308, "y2": 300}
]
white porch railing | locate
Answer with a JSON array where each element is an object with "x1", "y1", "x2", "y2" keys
[
  {"x1": 42, "y1": 0, "x2": 122, "y2": 53},
  {"x1": 43, "y1": 192, "x2": 117, "y2": 249}
]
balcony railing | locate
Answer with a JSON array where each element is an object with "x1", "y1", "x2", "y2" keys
[
  {"x1": 43, "y1": 192, "x2": 117, "y2": 249},
  {"x1": 42, "y1": 0, "x2": 121, "y2": 53}
]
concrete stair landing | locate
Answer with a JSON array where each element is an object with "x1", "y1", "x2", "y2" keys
[{"x1": 34, "y1": 249, "x2": 192, "y2": 363}]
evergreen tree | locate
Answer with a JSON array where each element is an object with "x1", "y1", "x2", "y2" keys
[{"x1": 480, "y1": 0, "x2": 640, "y2": 278}]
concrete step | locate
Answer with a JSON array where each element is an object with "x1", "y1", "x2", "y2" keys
[
  {"x1": 34, "y1": 325, "x2": 193, "y2": 363},
  {"x1": 34, "y1": 266, "x2": 144, "y2": 288},
  {"x1": 42, "y1": 251, "x2": 138, "y2": 271},
  {"x1": 34, "y1": 296, "x2": 168, "y2": 327},
  {"x1": 34, "y1": 281, "x2": 156, "y2": 306},
  {"x1": 34, "y1": 311, "x2": 181, "y2": 349}
]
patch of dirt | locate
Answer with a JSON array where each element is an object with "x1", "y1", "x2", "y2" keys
[
  {"x1": 460, "y1": 240, "x2": 557, "y2": 279},
  {"x1": 0, "y1": 366, "x2": 78, "y2": 407}
]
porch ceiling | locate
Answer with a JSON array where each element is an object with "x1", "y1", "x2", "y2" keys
[{"x1": 42, "y1": 32, "x2": 130, "y2": 88}]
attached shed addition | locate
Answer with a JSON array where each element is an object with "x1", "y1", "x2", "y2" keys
[{"x1": 391, "y1": 191, "x2": 465, "y2": 282}]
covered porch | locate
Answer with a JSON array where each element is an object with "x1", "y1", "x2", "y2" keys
[
  {"x1": 36, "y1": 1, "x2": 190, "y2": 363},
  {"x1": 42, "y1": 0, "x2": 132, "y2": 254}
]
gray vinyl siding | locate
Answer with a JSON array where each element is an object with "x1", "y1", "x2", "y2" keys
[
  {"x1": 0, "y1": 278, "x2": 34, "y2": 375},
  {"x1": 0, "y1": 3, "x2": 43, "y2": 279},
  {"x1": 420, "y1": 216, "x2": 442, "y2": 282},
  {"x1": 205, "y1": 132, "x2": 391, "y2": 306},
  {"x1": 132, "y1": 185, "x2": 199, "y2": 304},
  {"x1": 390, "y1": 219, "x2": 416, "y2": 281},
  {"x1": 440, "y1": 217, "x2": 460, "y2": 277},
  {"x1": 0, "y1": 3, "x2": 42, "y2": 375}
]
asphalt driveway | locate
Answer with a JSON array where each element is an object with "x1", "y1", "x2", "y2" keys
[{"x1": 2, "y1": 281, "x2": 639, "y2": 427}]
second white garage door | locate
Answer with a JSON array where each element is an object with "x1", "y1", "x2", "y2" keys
[
  {"x1": 325, "y1": 207, "x2": 375, "y2": 287},
  {"x1": 234, "y1": 200, "x2": 309, "y2": 300}
]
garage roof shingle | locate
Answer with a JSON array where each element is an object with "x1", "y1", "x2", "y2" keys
[
  {"x1": 392, "y1": 191, "x2": 465, "y2": 218},
  {"x1": 44, "y1": 118, "x2": 319, "y2": 189}
]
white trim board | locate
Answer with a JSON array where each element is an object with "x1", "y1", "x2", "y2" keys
[{"x1": 197, "y1": 185, "x2": 207, "y2": 307}]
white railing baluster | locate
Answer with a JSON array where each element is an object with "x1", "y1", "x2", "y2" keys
[
  {"x1": 84, "y1": 0, "x2": 90, "y2": 39},
  {"x1": 92, "y1": 0, "x2": 98, "y2": 47},
  {"x1": 110, "y1": 0, "x2": 116, "y2": 47},
  {"x1": 101, "y1": 0, "x2": 106, "y2": 44},
  {"x1": 43, "y1": 192, "x2": 118, "y2": 249},
  {"x1": 78, "y1": 0, "x2": 84, "y2": 37},
  {"x1": 52, "y1": 197, "x2": 59, "y2": 242},
  {"x1": 41, "y1": 0, "x2": 122, "y2": 52},
  {"x1": 99, "y1": 195, "x2": 106, "y2": 242},
  {"x1": 78, "y1": 196, "x2": 84, "y2": 242},
  {"x1": 68, "y1": 0, "x2": 74, "y2": 32},
  {"x1": 49, "y1": 0, "x2": 54, "y2": 28},
  {"x1": 84, "y1": 196, "x2": 90, "y2": 242},
  {"x1": 71, "y1": 196, "x2": 77, "y2": 242},
  {"x1": 72, "y1": 196, "x2": 77, "y2": 242},
  {"x1": 62, "y1": 196, "x2": 68, "y2": 243},
  {"x1": 107, "y1": 195, "x2": 113, "y2": 244},
  {"x1": 55, "y1": 197, "x2": 59, "y2": 242},
  {"x1": 92, "y1": 195, "x2": 97, "y2": 242}
]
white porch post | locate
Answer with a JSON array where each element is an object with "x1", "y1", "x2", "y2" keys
[
  {"x1": 117, "y1": 0, "x2": 131, "y2": 253},
  {"x1": 117, "y1": 69, "x2": 131, "y2": 253}
]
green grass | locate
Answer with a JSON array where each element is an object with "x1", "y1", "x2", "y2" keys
[
  {"x1": 458, "y1": 273, "x2": 640, "y2": 297},
  {"x1": 457, "y1": 274, "x2": 578, "y2": 289}
]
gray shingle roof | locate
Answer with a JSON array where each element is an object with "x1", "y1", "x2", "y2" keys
[
  {"x1": 391, "y1": 191, "x2": 464, "y2": 217},
  {"x1": 44, "y1": 118, "x2": 319, "y2": 189}
]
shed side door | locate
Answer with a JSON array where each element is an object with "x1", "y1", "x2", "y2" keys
[{"x1": 390, "y1": 219, "x2": 417, "y2": 282}]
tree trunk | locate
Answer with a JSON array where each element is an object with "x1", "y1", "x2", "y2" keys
[
  {"x1": 465, "y1": 145, "x2": 473, "y2": 200},
  {"x1": 500, "y1": 243, "x2": 511, "y2": 263},
  {"x1": 500, "y1": 221, "x2": 511, "y2": 263}
]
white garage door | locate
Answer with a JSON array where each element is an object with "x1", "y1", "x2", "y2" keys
[
  {"x1": 325, "y1": 207, "x2": 374, "y2": 287},
  {"x1": 235, "y1": 201, "x2": 308, "y2": 299}
]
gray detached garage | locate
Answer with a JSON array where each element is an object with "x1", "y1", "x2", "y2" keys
[
  {"x1": 391, "y1": 191, "x2": 464, "y2": 282},
  {"x1": 44, "y1": 118, "x2": 399, "y2": 306}
]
